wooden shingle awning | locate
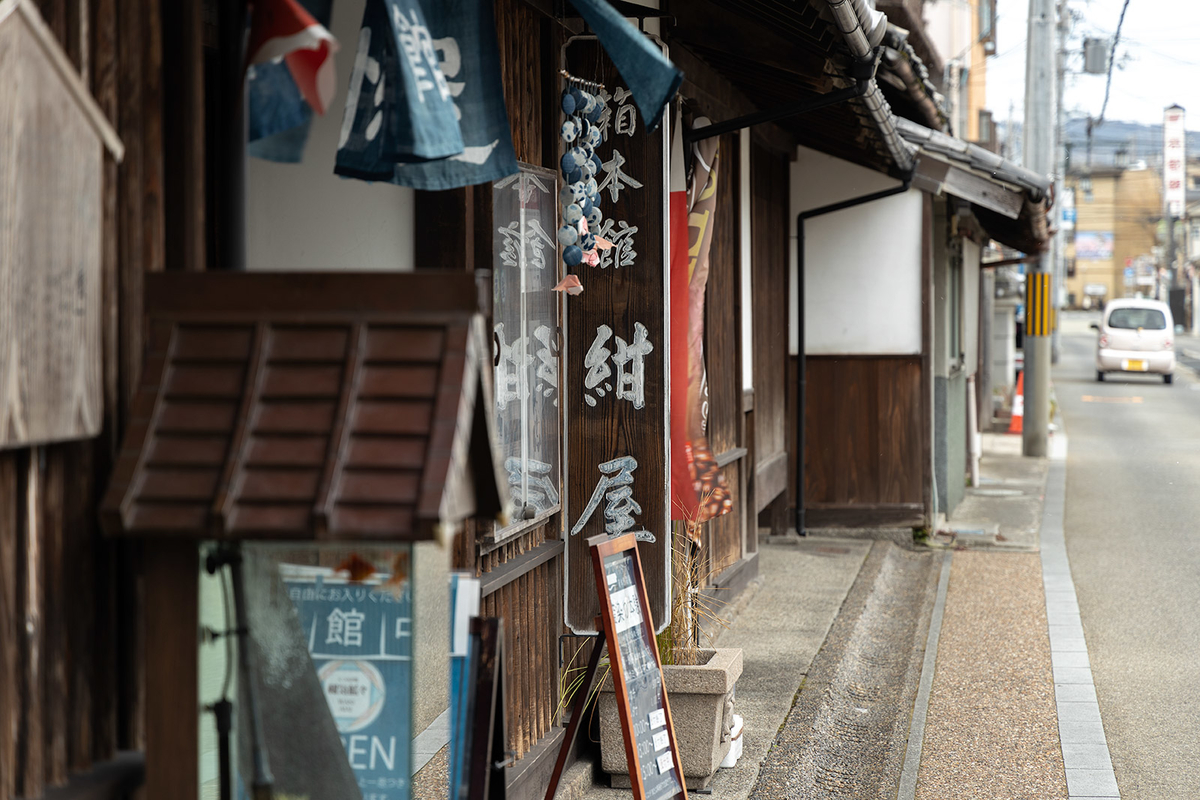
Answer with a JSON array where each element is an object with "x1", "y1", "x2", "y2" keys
[{"x1": 101, "y1": 272, "x2": 507, "y2": 542}]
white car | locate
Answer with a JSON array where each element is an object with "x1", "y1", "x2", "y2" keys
[{"x1": 1092, "y1": 298, "x2": 1175, "y2": 383}]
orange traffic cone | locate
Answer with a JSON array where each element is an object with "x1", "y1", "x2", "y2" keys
[{"x1": 1008, "y1": 370, "x2": 1025, "y2": 434}]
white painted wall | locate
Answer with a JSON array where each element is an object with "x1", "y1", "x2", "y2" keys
[
  {"x1": 246, "y1": 0, "x2": 415, "y2": 272},
  {"x1": 789, "y1": 145, "x2": 923, "y2": 356}
]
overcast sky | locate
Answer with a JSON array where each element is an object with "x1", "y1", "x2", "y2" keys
[{"x1": 986, "y1": 0, "x2": 1200, "y2": 128}]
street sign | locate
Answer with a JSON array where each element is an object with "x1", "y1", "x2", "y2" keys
[
  {"x1": 1164, "y1": 105, "x2": 1186, "y2": 218},
  {"x1": 1124, "y1": 267, "x2": 1135, "y2": 282}
]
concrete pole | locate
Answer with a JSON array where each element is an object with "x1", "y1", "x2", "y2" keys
[
  {"x1": 1051, "y1": 0, "x2": 1068, "y2": 364},
  {"x1": 1022, "y1": 0, "x2": 1057, "y2": 457}
]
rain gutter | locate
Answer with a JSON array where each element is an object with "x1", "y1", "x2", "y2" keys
[{"x1": 825, "y1": 0, "x2": 916, "y2": 174}]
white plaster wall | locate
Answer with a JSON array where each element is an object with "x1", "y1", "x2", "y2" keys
[
  {"x1": 246, "y1": 0, "x2": 415, "y2": 272},
  {"x1": 789, "y1": 145, "x2": 923, "y2": 355}
]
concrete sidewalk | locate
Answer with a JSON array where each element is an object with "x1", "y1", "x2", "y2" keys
[{"x1": 563, "y1": 537, "x2": 872, "y2": 800}]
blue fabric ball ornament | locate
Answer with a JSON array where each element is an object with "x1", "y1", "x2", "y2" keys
[
  {"x1": 571, "y1": 181, "x2": 587, "y2": 202},
  {"x1": 557, "y1": 224, "x2": 579, "y2": 246},
  {"x1": 561, "y1": 92, "x2": 576, "y2": 115},
  {"x1": 587, "y1": 206, "x2": 603, "y2": 226},
  {"x1": 559, "y1": 185, "x2": 575, "y2": 207},
  {"x1": 582, "y1": 93, "x2": 596, "y2": 114},
  {"x1": 571, "y1": 146, "x2": 590, "y2": 166},
  {"x1": 591, "y1": 153, "x2": 603, "y2": 174},
  {"x1": 586, "y1": 104, "x2": 603, "y2": 123},
  {"x1": 563, "y1": 245, "x2": 583, "y2": 267},
  {"x1": 570, "y1": 87, "x2": 584, "y2": 107},
  {"x1": 581, "y1": 197, "x2": 594, "y2": 216},
  {"x1": 581, "y1": 233, "x2": 596, "y2": 251},
  {"x1": 560, "y1": 152, "x2": 575, "y2": 174},
  {"x1": 564, "y1": 203, "x2": 583, "y2": 224},
  {"x1": 560, "y1": 119, "x2": 578, "y2": 143},
  {"x1": 584, "y1": 177, "x2": 598, "y2": 196},
  {"x1": 567, "y1": 167, "x2": 583, "y2": 184},
  {"x1": 587, "y1": 127, "x2": 602, "y2": 148}
]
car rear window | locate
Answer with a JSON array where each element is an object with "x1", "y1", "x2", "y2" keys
[{"x1": 1107, "y1": 307, "x2": 1167, "y2": 330}]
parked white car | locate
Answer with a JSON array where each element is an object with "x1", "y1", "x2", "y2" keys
[{"x1": 1092, "y1": 298, "x2": 1175, "y2": 383}]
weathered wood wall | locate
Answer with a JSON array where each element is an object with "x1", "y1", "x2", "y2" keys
[
  {"x1": 804, "y1": 356, "x2": 925, "y2": 527},
  {"x1": 0, "y1": 0, "x2": 170, "y2": 797},
  {"x1": 701, "y1": 134, "x2": 746, "y2": 578},
  {"x1": 750, "y1": 145, "x2": 790, "y2": 528}
]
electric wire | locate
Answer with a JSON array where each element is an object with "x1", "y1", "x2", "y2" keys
[{"x1": 1096, "y1": 0, "x2": 1131, "y2": 126}]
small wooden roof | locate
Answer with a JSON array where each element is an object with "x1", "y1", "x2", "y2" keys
[{"x1": 101, "y1": 272, "x2": 508, "y2": 542}]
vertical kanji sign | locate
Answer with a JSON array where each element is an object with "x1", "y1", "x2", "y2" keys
[{"x1": 563, "y1": 37, "x2": 671, "y2": 634}]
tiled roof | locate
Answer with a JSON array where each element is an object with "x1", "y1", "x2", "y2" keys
[{"x1": 101, "y1": 272, "x2": 506, "y2": 542}]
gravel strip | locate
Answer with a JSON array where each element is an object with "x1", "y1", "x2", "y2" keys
[{"x1": 915, "y1": 552, "x2": 1067, "y2": 800}]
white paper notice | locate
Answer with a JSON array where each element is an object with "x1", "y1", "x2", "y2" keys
[
  {"x1": 611, "y1": 585, "x2": 643, "y2": 633},
  {"x1": 653, "y1": 730, "x2": 670, "y2": 751},
  {"x1": 648, "y1": 708, "x2": 666, "y2": 729},
  {"x1": 656, "y1": 752, "x2": 674, "y2": 774}
]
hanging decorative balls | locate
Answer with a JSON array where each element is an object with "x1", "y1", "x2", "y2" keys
[
  {"x1": 559, "y1": 74, "x2": 610, "y2": 272},
  {"x1": 557, "y1": 224, "x2": 579, "y2": 247}
]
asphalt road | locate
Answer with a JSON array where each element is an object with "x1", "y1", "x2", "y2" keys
[{"x1": 1056, "y1": 311, "x2": 1200, "y2": 798}]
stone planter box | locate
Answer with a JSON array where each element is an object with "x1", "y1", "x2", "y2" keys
[{"x1": 599, "y1": 647, "x2": 743, "y2": 791}]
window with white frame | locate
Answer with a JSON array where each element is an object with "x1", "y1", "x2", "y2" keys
[{"x1": 491, "y1": 165, "x2": 561, "y2": 539}]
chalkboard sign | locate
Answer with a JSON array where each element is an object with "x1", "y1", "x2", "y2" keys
[{"x1": 590, "y1": 533, "x2": 686, "y2": 800}]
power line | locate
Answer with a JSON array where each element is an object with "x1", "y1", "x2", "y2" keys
[{"x1": 1097, "y1": 0, "x2": 1132, "y2": 126}]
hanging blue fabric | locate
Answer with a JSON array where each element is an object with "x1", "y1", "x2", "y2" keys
[
  {"x1": 386, "y1": 0, "x2": 519, "y2": 190},
  {"x1": 246, "y1": 0, "x2": 333, "y2": 163},
  {"x1": 335, "y1": 0, "x2": 466, "y2": 181},
  {"x1": 567, "y1": 0, "x2": 682, "y2": 131}
]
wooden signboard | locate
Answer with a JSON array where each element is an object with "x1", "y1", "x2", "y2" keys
[
  {"x1": 563, "y1": 36, "x2": 671, "y2": 633},
  {"x1": 590, "y1": 533, "x2": 685, "y2": 800},
  {"x1": 0, "y1": 0, "x2": 121, "y2": 449}
]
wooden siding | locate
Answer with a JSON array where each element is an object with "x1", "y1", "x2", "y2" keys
[
  {"x1": 804, "y1": 356, "x2": 923, "y2": 514},
  {"x1": 701, "y1": 133, "x2": 746, "y2": 576},
  {"x1": 0, "y1": 0, "x2": 167, "y2": 796},
  {"x1": 750, "y1": 144, "x2": 790, "y2": 527},
  {"x1": 475, "y1": 521, "x2": 563, "y2": 761}
]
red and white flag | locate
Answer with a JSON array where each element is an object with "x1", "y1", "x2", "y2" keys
[{"x1": 247, "y1": 0, "x2": 339, "y2": 115}]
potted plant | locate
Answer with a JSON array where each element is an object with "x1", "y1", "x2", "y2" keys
[{"x1": 597, "y1": 518, "x2": 744, "y2": 790}]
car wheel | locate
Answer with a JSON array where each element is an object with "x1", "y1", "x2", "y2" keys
[
  {"x1": 1097, "y1": 370, "x2": 1105, "y2": 382},
  {"x1": 1164, "y1": 373, "x2": 1174, "y2": 384}
]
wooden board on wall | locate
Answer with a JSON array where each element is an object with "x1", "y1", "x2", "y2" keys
[
  {"x1": 563, "y1": 37, "x2": 670, "y2": 634},
  {"x1": 804, "y1": 356, "x2": 923, "y2": 506},
  {"x1": 0, "y1": 5, "x2": 107, "y2": 450}
]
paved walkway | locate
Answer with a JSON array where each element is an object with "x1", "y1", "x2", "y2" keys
[{"x1": 911, "y1": 429, "x2": 1120, "y2": 799}]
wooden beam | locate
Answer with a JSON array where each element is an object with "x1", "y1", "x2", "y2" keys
[
  {"x1": 142, "y1": 543, "x2": 198, "y2": 800},
  {"x1": 669, "y1": 44, "x2": 797, "y2": 158},
  {"x1": 42, "y1": 447, "x2": 68, "y2": 786},
  {"x1": 667, "y1": 0, "x2": 831, "y2": 88},
  {"x1": 19, "y1": 449, "x2": 44, "y2": 800},
  {"x1": 0, "y1": 453, "x2": 18, "y2": 800},
  {"x1": 161, "y1": 0, "x2": 206, "y2": 272}
]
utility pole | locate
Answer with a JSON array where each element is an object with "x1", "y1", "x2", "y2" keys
[
  {"x1": 1022, "y1": 0, "x2": 1057, "y2": 457},
  {"x1": 1051, "y1": 0, "x2": 1069, "y2": 365}
]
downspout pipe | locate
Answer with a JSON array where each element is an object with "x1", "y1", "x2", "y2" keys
[{"x1": 795, "y1": 179, "x2": 912, "y2": 536}]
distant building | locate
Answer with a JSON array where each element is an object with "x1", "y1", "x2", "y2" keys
[{"x1": 1064, "y1": 166, "x2": 1161, "y2": 307}]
